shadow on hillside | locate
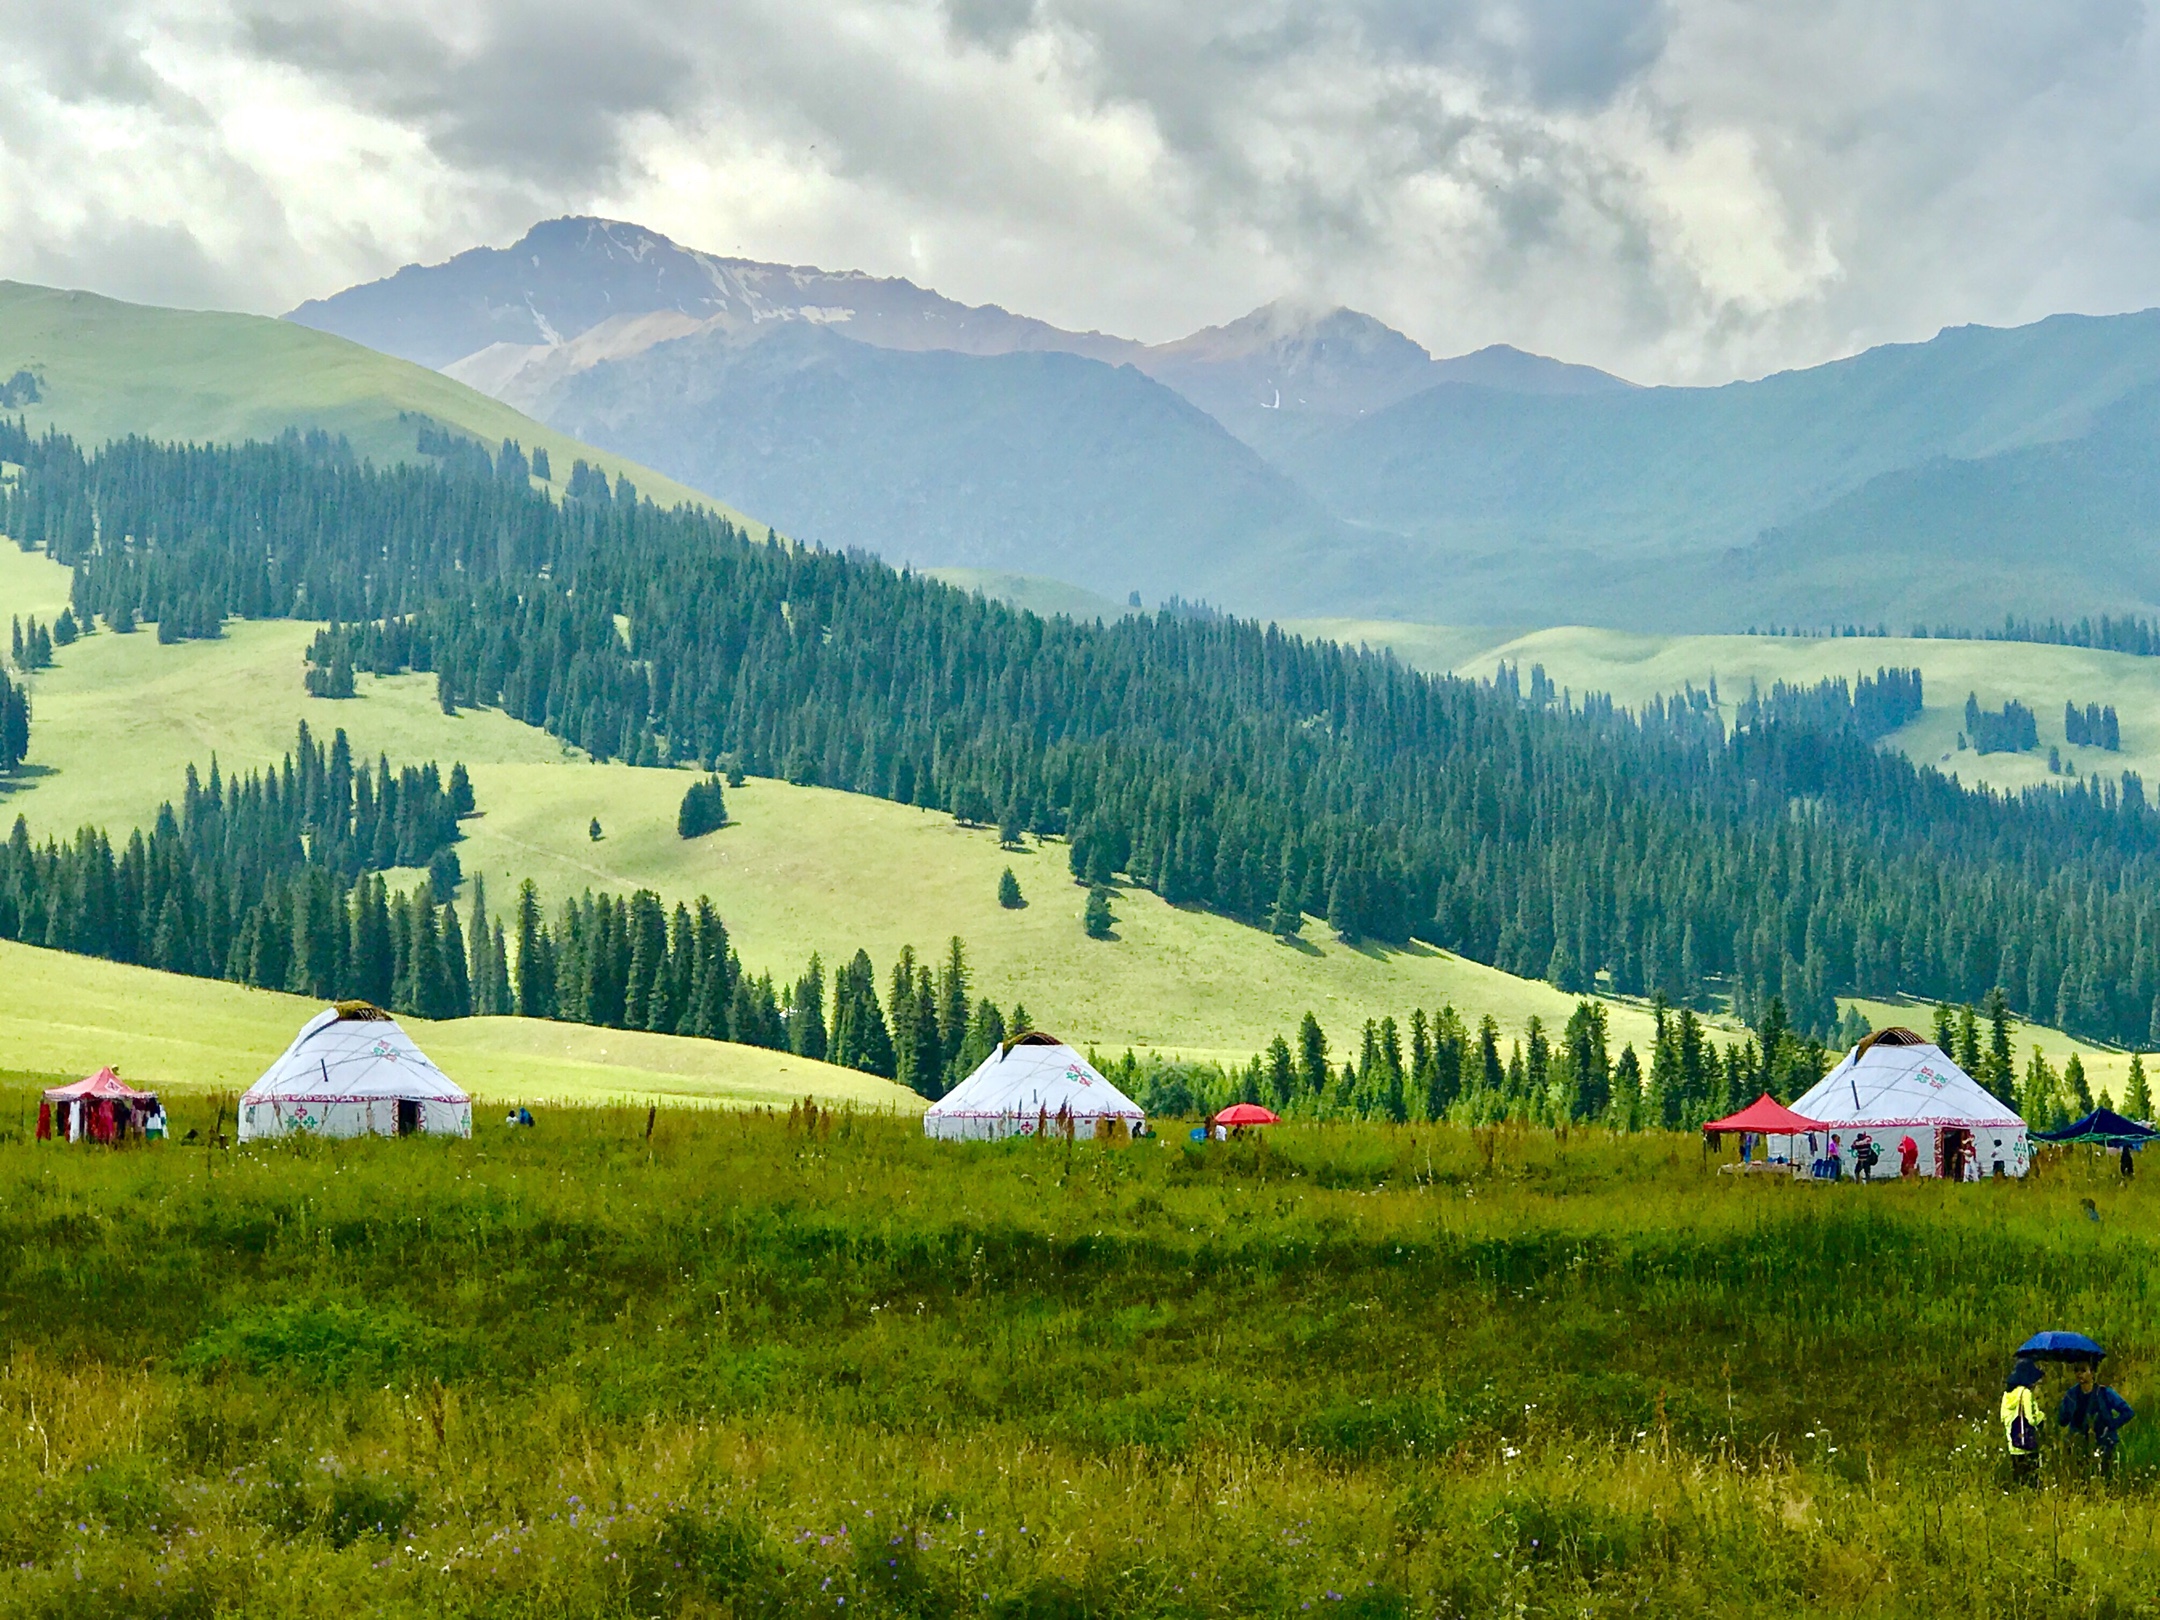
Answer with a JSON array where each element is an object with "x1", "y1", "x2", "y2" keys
[
  {"x1": 1338, "y1": 936, "x2": 1449, "y2": 964},
  {"x1": 0, "y1": 763, "x2": 56, "y2": 801}
]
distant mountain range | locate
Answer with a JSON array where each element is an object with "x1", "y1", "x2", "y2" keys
[{"x1": 289, "y1": 218, "x2": 2160, "y2": 631}]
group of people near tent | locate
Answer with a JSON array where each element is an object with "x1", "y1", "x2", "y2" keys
[
  {"x1": 37, "y1": 1069, "x2": 166, "y2": 1143},
  {"x1": 1704, "y1": 1027, "x2": 2036, "y2": 1178}
]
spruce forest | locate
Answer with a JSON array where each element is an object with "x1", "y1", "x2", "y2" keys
[{"x1": 8, "y1": 423, "x2": 2160, "y2": 1055}]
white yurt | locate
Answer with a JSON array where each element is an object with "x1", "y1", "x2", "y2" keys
[
  {"x1": 1786, "y1": 1027, "x2": 2029, "y2": 1179},
  {"x1": 924, "y1": 1033, "x2": 1145, "y2": 1141},
  {"x1": 239, "y1": 1002, "x2": 472, "y2": 1141}
]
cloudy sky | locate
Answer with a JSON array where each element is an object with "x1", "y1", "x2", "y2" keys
[{"x1": 4, "y1": 0, "x2": 2158, "y2": 383}]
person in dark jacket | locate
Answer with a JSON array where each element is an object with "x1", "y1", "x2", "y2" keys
[{"x1": 2059, "y1": 1358, "x2": 2134, "y2": 1474}]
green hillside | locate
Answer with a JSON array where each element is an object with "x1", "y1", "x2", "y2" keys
[
  {"x1": 1437, "y1": 624, "x2": 2160, "y2": 798},
  {"x1": 0, "y1": 935, "x2": 915, "y2": 1110},
  {"x1": 1280, "y1": 611, "x2": 2160, "y2": 800},
  {"x1": 0, "y1": 281, "x2": 751, "y2": 522},
  {"x1": 6, "y1": 543, "x2": 2139, "y2": 1092},
  {"x1": 0, "y1": 549, "x2": 1681, "y2": 1066}
]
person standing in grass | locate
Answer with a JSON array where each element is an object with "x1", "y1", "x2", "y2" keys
[
  {"x1": 1898, "y1": 1134, "x2": 1920, "y2": 1177},
  {"x1": 2059, "y1": 1359, "x2": 2134, "y2": 1476},
  {"x1": 2003, "y1": 1359, "x2": 2046, "y2": 1483}
]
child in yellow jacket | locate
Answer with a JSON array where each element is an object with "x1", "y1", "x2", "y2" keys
[{"x1": 2002, "y1": 1359, "x2": 2045, "y2": 1482}]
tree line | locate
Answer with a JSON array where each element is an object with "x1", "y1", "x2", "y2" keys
[
  {"x1": 2065, "y1": 702, "x2": 2123, "y2": 751},
  {"x1": 14, "y1": 424, "x2": 2160, "y2": 1050},
  {"x1": 0, "y1": 664, "x2": 24, "y2": 775}
]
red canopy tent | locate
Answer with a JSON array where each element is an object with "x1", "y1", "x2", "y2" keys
[
  {"x1": 1702, "y1": 1092, "x2": 1829, "y2": 1137},
  {"x1": 40, "y1": 1068, "x2": 161, "y2": 1145}
]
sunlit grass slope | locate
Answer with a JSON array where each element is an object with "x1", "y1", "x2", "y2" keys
[
  {"x1": 1285, "y1": 617, "x2": 2160, "y2": 799},
  {"x1": 0, "y1": 551, "x2": 1676, "y2": 1061},
  {"x1": 1449, "y1": 625, "x2": 2160, "y2": 797},
  {"x1": 0, "y1": 281, "x2": 757, "y2": 523},
  {"x1": 0, "y1": 936, "x2": 915, "y2": 1112},
  {"x1": 4, "y1": 546, "x2": 2133, "y2": 1072}
]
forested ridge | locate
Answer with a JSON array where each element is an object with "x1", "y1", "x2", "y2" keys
[{"x1": 9, "y1": 423, "x2": 2160, "y2": 1049}]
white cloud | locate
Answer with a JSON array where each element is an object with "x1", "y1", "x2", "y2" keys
[{"x1": 0, "y1": 0, "x2": 2156, "y2": 380}]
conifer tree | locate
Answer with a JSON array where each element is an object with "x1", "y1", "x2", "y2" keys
[
  {"x1": 2125, "y1": 1053, "x2": 2153, "y2": 1121},
  {"x1": 791, "y1": 954, "x2": 828, "y2": 1060},
  {"x1": 997, "y1": 867, "x2": 1024, "y2": 909},
  {"x1": 2065, "y1": 1052, "x2": 2094, "y2": 1117},
  {"x1": 1084, "y1": 886, "x2": 1115, "y2": 939},
  {"x1": 513, "y1": 880, "x2": 550, "y2": 1018},
  {"x1": 1610, "y1": 1045, "x2": 1644, "y2": 1128},
  {"x1": 0, "y1": 667, "x2": 26, "y2": 773},
  {"x1": 936, "y1": 938, "x2": 970, "y2": 1082},
  {"x1": 467, "y1": 873, "x2": 493, "y2": 1014},
  {"x1": 441, "y1": 901, "x2": 472, "y2": 1018},
  {"x1": 1984, "y1": 987, "x2": 2016, "y2": 1101},
  {"x1": 1296, "y1": 1013, "x2": 1328, "y2": 1101},
  {"x1": 1955, "y1": 1004, "x2": 1981, "y2": 1077}
]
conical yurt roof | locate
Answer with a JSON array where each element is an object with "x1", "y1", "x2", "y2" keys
[
  {"x1": 243, "y1": 1003, "x2": 468, "y2": 1105},
  {"x1": 925, "y1": 1034, "x2": 1143, "y2": 1125},
  {"x1": 1789, "y1": 1028, "x2": 2021, "y2": 1130}
]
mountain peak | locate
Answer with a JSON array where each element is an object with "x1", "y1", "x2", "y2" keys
[{"x1": 289, "y1": 217, "x2": 1138, "y2": 374}]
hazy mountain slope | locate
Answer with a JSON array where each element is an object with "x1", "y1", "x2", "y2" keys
[
  {"x1": 1712, "y1": 383, "x2": 2160, "y2": 628},
  {"x1": 287, "y1": 216, "x2": 1140, "y2": 372},
  {"x1": 520, "y1": 321, "x2": 1388, "y2": 612},
  {"x1": 1293, "y1": 310, "x2": 2160, "y2": 560},
  {"x1": 0, "y1": 281, "x2": 729, "y2": 516},
  {"x1": 1137, "y1": 302, "x2": 1631, "y2": 453}
]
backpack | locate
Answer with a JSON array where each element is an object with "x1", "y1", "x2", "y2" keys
[{"x1": 2006, "y1": 1390, "x2": 2040, "y2": 1452}]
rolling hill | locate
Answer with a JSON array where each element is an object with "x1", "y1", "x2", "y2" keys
[
  {"x1": 0, "y1": 280, "x2": 738, "y2": 520},
  {"x1": 3, "y1": 541, "x2": 2143, "y2": 1096},
  {"x1": 0, "y1": 546, "x2": 1690, "y2": 1071},
  {"x1": 0, "y1": 934, "x2": 911, "y2": 1110},
  {"x1": 1283, "y1": 611, "x2": 2160, "y2": 801},
  {"x1": 288, "y1": 218, "x2": 2160, "y2": 631}
]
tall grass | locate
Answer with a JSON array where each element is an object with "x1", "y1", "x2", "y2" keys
[{"x1": 0, "y1": 1093, "x2": 2154, "y2": 1615}]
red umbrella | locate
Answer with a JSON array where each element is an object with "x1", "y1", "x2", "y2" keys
[{"x1": 1214, "y1": 1103, "x2": 1280, "y2": 1126}]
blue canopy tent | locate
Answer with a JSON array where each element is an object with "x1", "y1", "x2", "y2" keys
[{"x1": 2031, "y1": 1108, "x2": 2159, "y2": 1148}]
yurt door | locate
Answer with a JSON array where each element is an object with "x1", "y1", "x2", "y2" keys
[
  {"x1": 396, "y1": 1099, "x2": 422, "y2": 1136},
  {"x1": 1940, "y1": 1127, "x2": 1971, "y2": 1181}
]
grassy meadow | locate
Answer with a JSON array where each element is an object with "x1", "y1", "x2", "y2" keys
[
  {"x1": 0, "y1": 281, "x2": 743, "y2": 521},
  {"x1": 0, "y1": 1108, "x2": 2154, "y2": 1616},
  {"x1": 0, "y1": 936, "x2": 916, "y2": 1113}
]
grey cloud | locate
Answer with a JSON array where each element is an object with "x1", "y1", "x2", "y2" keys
[
  {"x1": 945, "y1": 0, "x2": 1042, "y2": 52},
  {"x1": 17, "y1": 217, "x2": 243, "y2": 313},
  {"x1": 239, "y1": 0, "x2": 697, "y2": 186},
  {"x1": 0, "y1": 0, "x2": 2158, "y2": 380}
]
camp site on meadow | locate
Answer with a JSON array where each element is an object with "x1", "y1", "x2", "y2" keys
[{"x1": 11, "y1": 23, "x2": 2160, "y2": 1603}]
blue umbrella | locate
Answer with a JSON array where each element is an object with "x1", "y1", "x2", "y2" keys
[{"x1": 2016, "y1": 1330, "x2": 2107, "y2": 1362}]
